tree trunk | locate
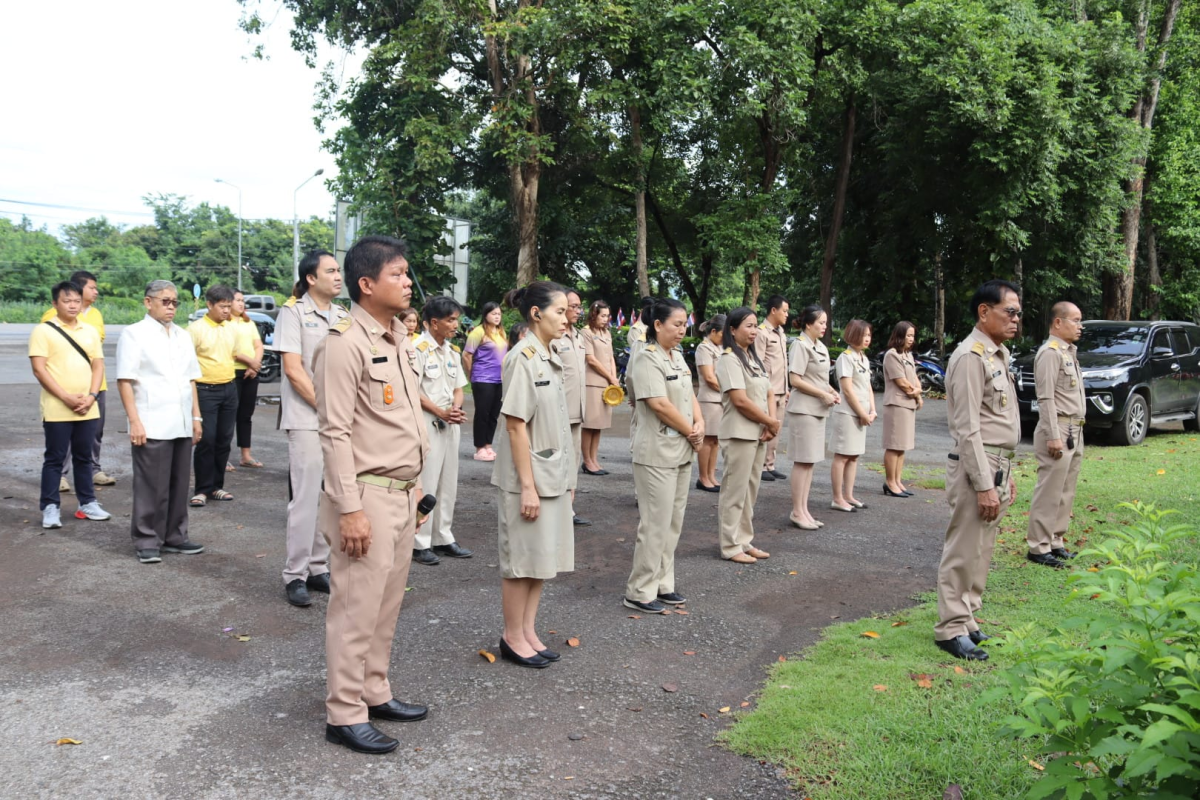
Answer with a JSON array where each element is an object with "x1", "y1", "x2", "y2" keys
[
  {"x1": 819, "y1": 96, "x2": 856, "y2": 343},
  {"x1": 934, "y1": 250, "x2": 945, "y2": 362},
  {"x1": 512, "y1": 161, "x2": 540, "y2": 287},
  {"x1": 630, "y1": 104, "x2": 650, "y2": 298},
  {"x1": 1146, "y1": 219, "x2": 1161, "y2": 320},
  {"x1": 646, "y1": 191, "x2": 702, "y2": 316},
  {"x1": 1014, "y1": 256, "x2": 1024, "y2": 340}
]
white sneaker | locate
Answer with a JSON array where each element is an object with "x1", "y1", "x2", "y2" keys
[
  {"x1": 76, "y1": 502, "x2": 112, "y2": 521},
  {"x1": 42, "y1": 504, "x2": 63, "y2": 529}
]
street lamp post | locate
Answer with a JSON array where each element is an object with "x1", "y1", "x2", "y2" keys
[
  {"x1": 293, "y1": 168, "x2": 325, "y2": 285},
  {"x1": 215, "y1": 178, "x2": 243, "y2": 292}
]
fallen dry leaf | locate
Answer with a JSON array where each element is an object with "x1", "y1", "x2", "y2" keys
[
  {"x1": 661, "y1": 609, "x2": 673, "y2": 615},
  {"x1": 1029, "y1": 759, "x2": 1045, "y2": 771},
  {"x1": 954, "y1": 666, "x2": 965, "y2": 675},
  {"x1": 628, "y1": 614, "x2": 642, "y2": 619},
  {"x1": 662, "y1": 683, "x2": 679, "y2": 693},
  {"x1": 232, "y1": 635, "x2": 251, "y2": 642},
  {"x1": 873, "y1": 685, "x2": 888, "y2": 692},
  {"x1": 53, "y1": 738, "x2": 82, "y2": 746},
  {"x1": 861, "y1": 631, "x2": 880, "y2": 639},
  {"x1": 1087, "y1": 567, "x2": 1100, "y2": 573},
  {"x1": 719, "y1": 706, "x2": 731, "y2": 713},
  {"x1": 566, "y1": 637, "x2": 580, "y2": 647},
  {"x1": 564, "y1": 776, "x2": 574, "y2": 780},
  {"x1": 1086, "y1": 504, "x2": 1099, "y2": 512},
  {"x1": 917, "y1": 678, "x2": 933, "y2": 689},
  {"x1": 616, "y1": 537, "x2": 625, "y2": 543},
  {"x1": 627, "y1": 706, "x2": 642, "y2": 712},
  {"x1": 478, "y1": 649, "x2": 496, "y2": 663},
  {"x1": 1090, "y1": 593, "x2": 1101, "y2": 600},
  {"x1": 891, "y1": 621, "x2": 908, "y2": 627},
  {"x1": 777, "y1": 656, "x2": 786, "y2": 662},
  {"x1": 1156, "y1": 469, "x2": 1166, "y2": 476},
  {"x1": 683, "y1": 650, "x2": 696, "y2": 656},
  {"x1": 699, "y1": 712, "x2": 709, "y2": 719},
  {"x1": 740, "y1": 702, "x2": 750, "y2": 708},
  {"x1": 674, "y1": 610, "x2": 689, "y2": 615},
  {"x1": 788, "y1": 571, "x2": 798, "y2": 576},
  {"x1": 548, "y1": 630, "x2": 557, "y2": 634},
  {"x1": 254, "y1": 553, "x2": 266, "y2": 558}
]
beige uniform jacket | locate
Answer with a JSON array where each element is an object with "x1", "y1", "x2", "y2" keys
[
  {"x1": 716, "y1": 350, "x2": 771, "y2": 440},
  {"x1": 314, "y1": 303, "x2": 429, "y2": 515},
  {"x1": 1034, "y1": 335, "x2": 1086, "y2": 436},
  {"x1": 945, "y1": 327, "x2": 1021, "y2": 491},
  {"x1": 413, "y1": 332, "x2": 467, "y2": 410},
  {"x1": 491, "y1": 335, "x2": 573, "y2": 498},
  {"x1": 752, "y1": 323, "x2": 788, "y2": 395},
  {"x1": 553, "y1": 326, "x2": 587, "y2": 424},
  {"x1": 581, "y1": 329, "x2": 615, "y2": 387},
  {"x1": 786, "y1": 333, "x2": 832, "y2": 417},
  {"x1": 631, "y1": 343, "x2": 696, "y2": 467},
  {"x1": 834, "y1": 350, "x2": 872, "y2": 415},
  {"x1": 276, "y1": 294, "x2": 350, "y2": 431},
  {"x1": 694, "y1": 339, "x2": 723, "y2": 404},
  {"x1": 625, "y1": 324, "x2": 648, "y2": 400},
  {"x1": 882, "y1": 349, "x2": 919, "y2": 409}
]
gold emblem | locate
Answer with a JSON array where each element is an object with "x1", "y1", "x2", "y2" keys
[
  {"x1": 1071, "y1": 379, "x2": 1077, "y2": 387},
  {"x1": 1001, "y1": 394, "x2": 1008, "y2": 406},
  {"x1": 370, "y1": 346, "x2": 378, "y2": 355}
]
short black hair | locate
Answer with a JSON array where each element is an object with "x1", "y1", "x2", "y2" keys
[
  {"x1": 345, "y1": 235, "x2": 409, "y2": 303},
  {"x1": 205, "y1": 285, "x2": 235, "y2": 304},
  {"x1": 765, "y1": 295, "x2": 788, "y2": 313},
  {"x1": 969, "y1": 280, "x2": 1021, "y2": 321},
  {"x1": 51, "y1": 281, "x2": 82, "y2": 302},
  {"x1": 644, "y1": 297, "x2": 687, "y2": 343},
  {"x1": 295, "y1": 249, "x2": 336, "y2": 298},
  {"x1": 800, "y1": 304, "x2": 825, "y2": 329},
  {"x1": 68, "y1": 270, "x2": 97, "y2": 288},
  {"x1": 423, "y1": 295, "x2": 463, "y2": 323}
]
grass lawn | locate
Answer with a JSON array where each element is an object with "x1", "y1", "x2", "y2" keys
[{"x1": 722, "y1": 430, "x2": 1200, "y2": 799}]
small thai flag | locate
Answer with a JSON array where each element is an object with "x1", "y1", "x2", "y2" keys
[
  {"x1": 686, "y1": 311, "x2": 695, "y2": 329},
  {"x1": 630, "y1": 310, "x2": 639, "y2": 326},
  {"x1": 616, "y1": 308, "x2": 625, "y2": 327}
]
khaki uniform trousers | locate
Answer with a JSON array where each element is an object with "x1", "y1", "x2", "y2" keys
[
  {"x1": 626, "y1": 461, "x2": 691, "y2": 601},
  {"x1": 1026, "y1": 421, "x2": 1083, "y2": 554},
  {"x1": 718, "y1": 438, "x2": 766, "y2": 559},
  {"x1": 414, "y1": 416, "x2": 460, "y2": 550},
  {"x1": 323, "y1": 482, "x2": 416, "y2": 725},
  {"x1": 283, "y1": 429, "x2": 330, "y2": 584},
  {"x1": 763, "y1": 394, "x2": 787, "y2": 471},
  {"x1": 935, "y1": 454, "x2": 1012, "y2": 640}
]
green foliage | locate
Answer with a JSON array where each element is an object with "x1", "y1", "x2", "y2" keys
[{"x1": 989, "y1": 503, "x2": 1200, "y2": 799}]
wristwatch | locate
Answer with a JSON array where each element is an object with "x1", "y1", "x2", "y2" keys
[
  {"x1": 89, "y1": 392, "x2": 99, "y2": 399},
  {"x1": 193, "y1": 416, "x2": 203, "y2": 421}
]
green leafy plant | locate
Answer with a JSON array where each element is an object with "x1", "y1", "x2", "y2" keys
[{"x1": 987, "y1": 503, "x2": 1200, "y2": 799}]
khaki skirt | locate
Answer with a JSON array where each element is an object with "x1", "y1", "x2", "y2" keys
[
  {"x1": 881, "y1": 404, "x2": 916, "y2": 451},
  {"x1": 787, "y1": 411, "x2": 827, "y2": 464},
  {"x1": 828, "y1": 412, "x2": 867, "y2": 457},
  {"x1": 497, "y1": 490, "x2": 574, "y2": 580},
  {"x1": 584, "y1": 386, "x2": 613, "y2": 430},
  {"x1": 700, "y1": 401, "x2": 723, "y2": 438}
]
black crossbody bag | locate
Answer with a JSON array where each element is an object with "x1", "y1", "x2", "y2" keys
[{"x1": 43, "y1": 321, "x2": 96, "y2": 368}]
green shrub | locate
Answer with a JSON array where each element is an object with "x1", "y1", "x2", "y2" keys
[{"x1": 987, "y1": 503, "x2": 1200, "y2": 799}]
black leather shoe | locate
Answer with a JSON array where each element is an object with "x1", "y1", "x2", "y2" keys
[
  {"x1": 935, "y1": 635, "x2": 989, "y2": 661},
  {"x1": 432, "y1": 542, "x2": 473, "y2": 558},
  {"x1": 325, "y1": 722, "x2": 399, "y2": 754},
  {"x1": 760, "y1": 471, "x2": 776, "y2": 482},
  {"x1": 902, "y1": 490, "x2": 915, "y2": 497},
  {"x1": 695, "y1": 480, "x2": 720, "y2": 492},
  {"x1": 581, "y1": 465, "x2": 609, "y2": 476},
  {"x1": 770, "y1": 469, "x2": 790, "y2": 480},
  {"x1": 573, "y1": 515, "x2": 593, "y2": 526},
  {"x1": 306, "y1": 573, "x2": 331, "y2": 594},
  {"x1": 412, "y1": 548, "x2": 441, "y2": 566},
  {"x1": 368, "y1": 698, "x2": 428, "y2": 722},
  {"x1": 883, "y1": 485, "x2": 908, "y2": 498},
  {"x1": 968, "y1": 629, "x2": 991, "y2": 645},
  {"x1": 1051, "y1": 547, "x2": 1077, "y2": 560},
  {"x1": 286, "y1": 579, "x2": 313, "y2": 607},
  {"x1": 1027, "y1": 551, "x2": 1067, "y2": 569},
  {"x1": 537, "y1": 648, "x2": 561, "y2": 662},
  {"x1": 657, "y1": 591, "x2": 687, "y2": 605},
  {"x1": 499, "y1": 637, "x2": 551, "y2": 668}
]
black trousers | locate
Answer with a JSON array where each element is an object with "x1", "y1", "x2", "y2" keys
[
  {"x1": 194, "y1": 382, "x2": 238, "y2": 496},
  {"x1": 234, "y1": 370, "x2": 259, "y2": 449},
  {"x1": 131, "y1": 437, "x2": 193, "y2": 550},
  {"x1": 41, "y1": 418, "x2": 98, "y2": 509},
  {"x1": 472, "y1": 381, "x2": 503, "y2": 448}
]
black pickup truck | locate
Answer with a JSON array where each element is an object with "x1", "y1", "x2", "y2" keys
[{"x1": 1013, "y1": 320, "x2": 1200, "y2": 445}]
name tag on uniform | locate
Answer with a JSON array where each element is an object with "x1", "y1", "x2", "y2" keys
[
  {"x1": 305, "y1": 322, "x2": 319, "y2": 327},
  {"x1": 666, "y1": 375, "x2": 679, "y2": 381},
  {"x1": 373, "y1": 356, "x2": 388, "y2": 364},
  {"x1": 992, "y1": 369, "x2": 1003, "y2": 378},
  {"x1": 535, "y1": 380, "x2": 550, "y2": 387}
]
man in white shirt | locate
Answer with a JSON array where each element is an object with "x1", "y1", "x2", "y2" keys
[{"x1": 116, "y1": 280, "x2": 205, "y2": 564}]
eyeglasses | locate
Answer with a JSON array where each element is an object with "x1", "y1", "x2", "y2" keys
[
  {"x1": 150, "y1": 297, "x2": 181, "y2": 308},
  {"x1": 568, "y1": 304, "x2": 583, "y2": 311},
  {"x1": 992, "y1": 305, "x2": 1023, "y2": 320}
]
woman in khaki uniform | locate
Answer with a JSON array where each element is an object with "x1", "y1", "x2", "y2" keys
[
  {"x1": 580, "y1": 301, "x2": 619, "y2": 474},
  {"x1": 881, "y1": 321, "x2": 923, "y2": 497},
  {"x1": 491, "y1": 282, "x2": 574, "y2": 669},
  {"x1": 716, "y1": 307, "x2": 780, "y2": 564},
  {"x1": 786, "y1": 305, "x2": 840, "y2": 530},
  {"x1": 829, "y1": 320, "x2": 876, "y2": 511},
  {"x1": 623, "y1": 299, "x2": 705, "y2": 613},
  {"x1": 693, "y1": 315, "x2": 725, "y2": 492}
]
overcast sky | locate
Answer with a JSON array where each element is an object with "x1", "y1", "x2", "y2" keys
[{"x1": 0, "y1": 0, "x2": 359, "y2": 235}]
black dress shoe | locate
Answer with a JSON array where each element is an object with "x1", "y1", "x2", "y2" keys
[
  {"x1": 412, "y1": 548, "x2": 441, "y2": 566},
  {"x1": 657, "y1": 591, "x2": 687, "y2": 605},
  {"x1": 934, "y1": 635, "x2": 989, "y2": 661},
  {"x1": 286, "y1": 578, "x2": 313, "y2": 607},
  {"x1": 760, "y1": 471, "x2": 776, "y2": 482},
  {"x1": 581, "y1": 465, "x2": 609, "y2": 476},
  {"x1": 499, "y1": 637, "x2": 551, "y2": 668},
  {"x1": 770, "y1": 469, "x2": 790, "y2": 480},
  {"x1": 537, "y1": 648, "x2": 561, "y2": 662},
  {"x1": 1051, "y1": 547, "x2": 1077, "y2": 560},
  {"x1": 968, "y1": 629, "x2": 991, "y2": 645},
  {"x1": 695, "y1": 480, "x2": 720, "y2": 493},
  {"x1": 902, "y1": 490, "x2": 915, "y2": 497},
  {"x1": 325, "y1": 722, "x2": 398, "y2": 754},
  {"x1": 306, "y1": 572, "x2": 331, "y2": 594},
  {"x1": 432, "y1": 542, "x2": 473, "y2": 558},
  {"x1": 883, "y1": 485, "x2": 908, "y2": 498},
  {"x1": 573, "y1": 515, "x2": 593, "y2": 526},
  {"x1": 1027, "y1": 551, "x2": 1067, "y2": 569},
  {"x1": 368, "y1": 698, "x2": 428, "y2": 722}
]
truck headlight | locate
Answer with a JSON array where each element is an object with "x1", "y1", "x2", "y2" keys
[{"x1": 1081, "y1": 367, "x2": 1129, "y2": 382}]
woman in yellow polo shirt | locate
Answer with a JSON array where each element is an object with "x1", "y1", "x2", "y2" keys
[{"x1": 230, "y1": 291, "x2": 265, "y2": 468}]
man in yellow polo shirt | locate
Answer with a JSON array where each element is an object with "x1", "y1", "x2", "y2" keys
[
  {"x1": 29, "y1": 280, "x2": 113, "y2": 529},
  {"x1": 188, "y1": 285, "x2": 239, "y2": 506},
  {"x1": 40, "y1": 270, "x2": 117, "y2": 490}
]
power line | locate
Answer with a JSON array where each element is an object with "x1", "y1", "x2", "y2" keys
[{"x1": 0, "y1": 197, "x2": 155, "y2": 218}]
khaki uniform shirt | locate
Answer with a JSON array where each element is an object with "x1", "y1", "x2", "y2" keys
[
  {"x1": 581, "y1": 328, "x2": 615, "y2": 387},
  {"x1": 882, "y1": 349, "x2": 919, "y2": 409},
  {"x1": 413, "y1": 331, "x2": 467, "y2": 411},
  {"x1": 694, "y1": 339, "x2": 724, "y2": 404},
  {"x1": 553, "y1": 326, "x2": 587, "y2": 424},
  {"x1": 945, "y1": 327, "x2": 1021, "y2": 491},
  {"x1": 834, "y1": 350, "x2": 872, "y2": 415},
  {"x1": 631, "y1": 343, "x2": 696, "y2": 467},
  {"x1": 716, "y1": 349, "x2": 771, "y2": 440},
  {"x1": 786, "y1": 333, "x2": 832, "y2": 417},
  {"x1": 491, "y1": 334, "x2": 572, "y2": 497},
  {"x1": 314, "y1": 303, "x2": 429, "y2": 515},
  {"x1": 1034, "y1": 334, "x2": 1086, "y2": 435},
  {"x1": 752, "y1": 322, "x2": 788, "y2": 395},
  {"x1": 625, "y1": 323, "x2": 649, "y2": 400},
  {"x1": 276, "y1": 294, "x2": 350, "y2": 431}
]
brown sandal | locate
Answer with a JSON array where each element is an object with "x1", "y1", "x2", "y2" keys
[{"x1": 727, "y1": 552, "x2": 757, "y2": 564}]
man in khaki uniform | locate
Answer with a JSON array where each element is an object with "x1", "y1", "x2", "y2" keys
[
  {"x1": 277, "y1": 249, "x2": 348, "y2": 607},
  {"x1": 412, "y1": 296, "x2": 472, "y2": 566},
  {"x1": 935, "y1": 279, "x2": 1022, "y2": 661},
  {"x1": 752, "y1": 295, "x2": 789, "y2": 480},
  {"x1": 555, "y1": 290, "x2": 591, "y2": 526},
  {"x1": 1026, "y1": 301, "x2": 1086, "y2": 569},
  {"x1": 315, "y1": 235, "x2": 431, "y2": 755}
]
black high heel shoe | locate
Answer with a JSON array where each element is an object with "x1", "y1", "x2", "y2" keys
[
  {"x1": 581, "y1": 465, "x2": 609, "y2": 476},
  {"x1": 694, "y1": 480, "x2": 720, "y2": 493},
  {"x1": 499, "y1": 637, "x2": 551, "y2": 668},
  {"x1": 883, "y1": 485, "x2": 909, "y2": 498}
]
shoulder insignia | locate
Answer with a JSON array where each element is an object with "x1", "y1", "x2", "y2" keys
[
  {"x1": 646, "y1": 343, "x2": 658, "y2": 352},
  {"x1": 1047, "y1": 340, "x2": 1060, "y2": 350},
  {"x1": 522, "y1": 346, "x2": 536, "y2": 360},
  {"x1": 331, "y1": 317, "x2": 353, "y2": 335},
  {"x1": 416, "y1": 341, "x2": 431, "y2": 352},
  {"x1": 758, "y1": 322, "x2": 768, "y2": 330},
  {"x1": 970, "y1": 341, "x2": 986, "y2": 356},
  {"x1": 283, "y1": 296, "x2": 297, "y2": 307},
  {"x1": 636, "y1": 332, "x2": 646, "y2": 342},
  {"x1": 723, "y1": 347, "x2": 733, "y2": 354},
  {"x1": 451, "y1": 344, "x2": 461, "y2": 353}
]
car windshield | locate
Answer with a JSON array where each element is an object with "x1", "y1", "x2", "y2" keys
[{"x1": 1076, "y1": 326, "x2": 1149, "y2": 357}]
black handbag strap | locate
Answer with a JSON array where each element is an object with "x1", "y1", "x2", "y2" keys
[{"x1": 43, "y1": 321, "x2": 95, "y2": 368}]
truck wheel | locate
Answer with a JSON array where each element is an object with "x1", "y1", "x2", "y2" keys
[
  {"x1": 1110, "y1": 394, "x2": 1148, "y2": 446},
  {"x1": 1184, "y1": 395, "x2": 1200, "y2": 432}
]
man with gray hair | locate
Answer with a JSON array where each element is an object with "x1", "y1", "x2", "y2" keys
[{"x1": 116, "y1": 280, "x2": 205, "y2": 564}]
